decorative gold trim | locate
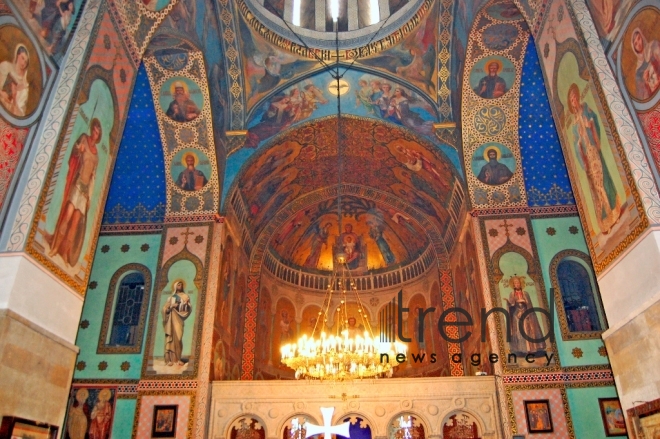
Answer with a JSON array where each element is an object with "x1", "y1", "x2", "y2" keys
[
  {"x1": 480, "y1": 214, "x2": 562, "y2": 375},
  {"x1": 235, "y1": 0, "x2": 434, "y2": 60},
  {"x1": 538, "y1": 1, "x2": 649, "y2": 275},
  {"x1": 97, "y1": 263, "x2": 153, "y2": 354},
  {"x1": 72, "y1": 378, "x2": 139, "y2": 384},
  {"x1": 141, "y1": 223, "x2": 213, "y2": 380},
  {"x1": 24, "y1": 6, "x2": 135, "y2": 296}
]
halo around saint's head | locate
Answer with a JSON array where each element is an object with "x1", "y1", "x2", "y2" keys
[
  {"x1": 171, "y1": 278, "x2": 187, "y2": 292},
  {"x1": 181, "y1": 151, "x2": 199, "y2": 167},
  {"x1": 170, "y1": 80, "x2": 189, "y2": 96},
  {"x1": 484, "y1": 58, "x2": 503, "y2": 74},
  {"x1": 483, "y1": 145, "x2": 502, "y2": 161}
]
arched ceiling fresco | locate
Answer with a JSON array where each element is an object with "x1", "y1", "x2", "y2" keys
[
  {"x1": 268, "y1": 196, "x2": 431, "y2": 272},
  {"x1": 100, "y1": 0, "x2": 578, "y2": 285},
  {"x1": 226, "y1": 115, "x2": 465, "y2": 272},
  {"x1": 233, "y1": 116, "x2": 460, "y2": 228}
]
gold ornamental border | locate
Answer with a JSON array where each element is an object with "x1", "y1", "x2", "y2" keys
[
  {"x1": 143, "y1": 52, "x2": 221, "y2": 217},
  {"x1": 461, "y1": 0, "x2": 530, "y2": 208},
  {"x1": 97, "y1": 263, "x2": 154, "y2": 354},
  {"x1": 140, "y1": 222, "x2": 213, "y2": 381},
  {"x1": 504, "y1": 384, "x2": 576, "y2": 438},
  {"x1": 536, "y1": 0, "x2": 649, "y2": 274},
  {"x1": 548, "y1": 249, "x2": 607, "y2": 341},
  {"x1": 236, "y1": 0, "x2": 434, "y2": 60},
  {"x1": 478, "y1": 214, "x2": 563, "y2": 376},
  {"x1": 25, "y1": 7, "x2": 134, "y2": 296}
]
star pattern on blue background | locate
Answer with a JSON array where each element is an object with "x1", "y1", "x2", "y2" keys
[
  {"x1": 102, "y1": 65, "x2": 166, "y2": 224},
  {"x1": 519, "y1": 37, "x2": 575, "y2": 207}
]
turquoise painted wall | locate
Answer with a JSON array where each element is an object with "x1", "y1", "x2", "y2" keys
[
  {"x1": 111, "y1": 398, "x2": 138, "y2": 438},
  {"x1": 531, "y1": 216, "x2": 609, "y2": 367},
  {"x1": 73, "y1": 233, "x2": 162, "y2": 379},
  {"x1": 567, "y1": 386, "x2": 627, "y2": 439}
]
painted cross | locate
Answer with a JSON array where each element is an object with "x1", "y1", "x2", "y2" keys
[{"x1": 305, "y1": 407, "x2": 350, "y2": 439}]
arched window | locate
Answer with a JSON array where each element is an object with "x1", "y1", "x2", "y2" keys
[
  {"x1": 110, "y1": 272, "x2": 146, "y2": 345},
  {"x1": 98, "y1": 264, "x2": 152, "y2": 353},
  {"x1": 550, "y1": 251, "x2": 607, "y2": 340}
]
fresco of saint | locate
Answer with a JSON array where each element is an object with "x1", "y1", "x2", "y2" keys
[
  {"x1": 503, "y1": 276, "x2": 546, "y2": 354},
  {"x1": 567, "y1": 83, "x2": 621, "y2": 234},
  {"x1": 162, "y1": 280, "x2": 192, "y2": 366},
  {"x1": 46, "y1": 118, "x2": 102, "y2": 266}
]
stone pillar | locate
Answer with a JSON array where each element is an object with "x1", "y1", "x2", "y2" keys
[
  {"x1": 530, "y1": 0, "x2": 660, "y2": 419},
  {"x1": 566, "y1": 0, "x2": 660, "y2": 415},
  {"x1": 0, "y1": 0, "x2": 102, "y2": 430}
]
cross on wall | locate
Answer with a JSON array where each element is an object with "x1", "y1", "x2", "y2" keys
[{"x1": 305, "y1": 407, "x2": 351, "y2": 439}]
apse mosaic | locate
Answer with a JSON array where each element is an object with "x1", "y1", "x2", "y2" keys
[
  {"x1": 461, "y1": 0, "x2": 529, "y2": 207},
  {"x1": 234, "y1": 116, "x2": 459, "y2": 243},
  {"x1": 268, "y1": 197, "x2": 430, "y2": 272},
  {"x1": 518, "y1": 36, "x2": 574, "y2": 207},
  {"x1": 103, "y1": 65, "x2": 166, "y2": 225},
  {"x1": 144, "y1": 50, "x2": 220, "y2": 216},
  {"x1": 537, "y1": 0, "x2": 647, "y2": 273}
]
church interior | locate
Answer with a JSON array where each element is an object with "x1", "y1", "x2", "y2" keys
[{"x1": 1, "y1": 0, "x2": 660, "y2": 437}]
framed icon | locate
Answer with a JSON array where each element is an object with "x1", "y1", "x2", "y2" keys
[
  {"x1": 152, "y1": 405, "x2": 178, "y2": 438},
  {"x1": 524, "y1": 399, "x2": 553, "y2": 433},
  {"x1": 0, "y1": 416, "x2": 58, "y2": 439},
  {"x1": 599, "y1": 398, "x2": 627, "y2": 436}
]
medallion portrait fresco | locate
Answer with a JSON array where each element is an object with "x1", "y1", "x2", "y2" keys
[
  {"x1": 159, "y1": 77, "x2": 203, "y2": 123},
  {"x1": 471, "y1": 143, "x2": 516, "y2": 186},
  {"x1": 619, "y1": 6, "x2": 660, "y2": 104},
  {"x1": 170, "y1": 148, "x2": 211, "y2": 192},
  {"x1": 469, "y1": 56, "x2": 516, "y2": 100},
  {"x1": 0, "y1": 23, "x2": 43, "y2": 121}
]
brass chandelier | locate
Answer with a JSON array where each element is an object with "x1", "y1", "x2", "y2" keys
[
  {"x1": 279, "y1": 0, "x2": 406, "y2": 380},
  {"x1": 280, "y1": 251, "x2": 407, "y2": 379}
]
